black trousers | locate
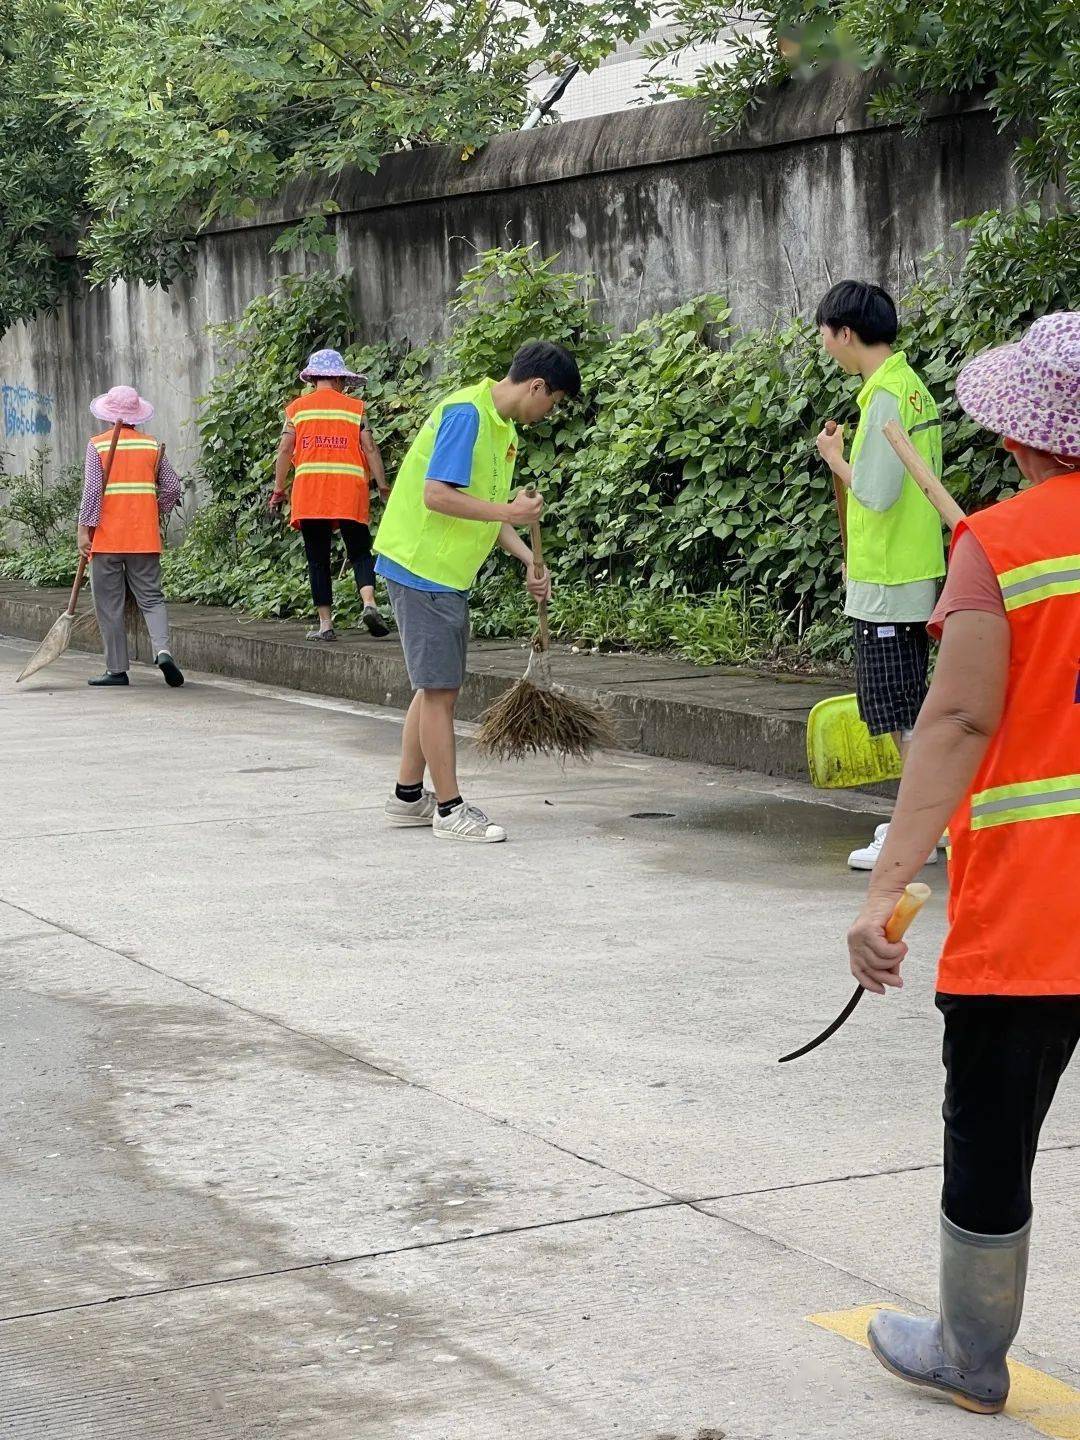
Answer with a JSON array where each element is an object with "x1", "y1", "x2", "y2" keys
[
  {"x1": 299, "y1": 519, "x2": 375, "y2": 608},
  {"x1": 938, "y1": 994, "x2": 1080, "y2": 1234}
]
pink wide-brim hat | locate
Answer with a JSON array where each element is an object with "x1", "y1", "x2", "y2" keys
[
  {"x1": 89, "y1": 384, "x2": 155, "y2": 425},
  {"x1": 956, "y1": 311, "x2": 1080, "y2": 457},
  {"x1": 299, "y1": 348, "x2": 367, "y2": 385}
]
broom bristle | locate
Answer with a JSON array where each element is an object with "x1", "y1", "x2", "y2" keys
[{"x1": 475, "y1": 677, "x2": 619, "y2": 762}]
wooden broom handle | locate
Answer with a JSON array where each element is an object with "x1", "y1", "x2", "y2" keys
[
  {"x1": 883, "y1": 420, "x2": 966, "y2": 531},
  {"x1": 524, "y1": 486, "x2": 550, "y2": 652},
  {"x1": 68, "y1": 419, "x2": 124, "y2": 617},
  {"x1": 65, "y1": 555, "x2": 89, "y2": 618}
]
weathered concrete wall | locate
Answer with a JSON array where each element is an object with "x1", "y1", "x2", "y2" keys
[{"x1": 0, "y1": 72, "x2": 1022, "y2": 513}]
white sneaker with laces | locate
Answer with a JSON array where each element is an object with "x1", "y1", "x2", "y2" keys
[
  {"x1": 847, "y1": 821, "x2": 938, "y2": 872},
  {"x1": 432, "y1": 801, "x2": 507, "y2": 844},
  {"x1": 384, "y1": 789, "x2": 438, "y2": 827}
]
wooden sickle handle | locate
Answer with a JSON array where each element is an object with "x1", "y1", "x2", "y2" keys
[
  {"x1": 883, "y1": 420, "x2": 966, "y2": 531},
  {"x1": 885, "y1": 882, "x2": 932, "y2": 943}
]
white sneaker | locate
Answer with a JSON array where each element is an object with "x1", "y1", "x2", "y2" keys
[
  {"x1": 847, "y1": 821, "x2": 938, "y2": 871},
  {"x1": 384, "y1": 789, "x2": 438, "y2": 827},
  {"x1": 432, "y1": 801, "x2": 507, "y2": 844}
]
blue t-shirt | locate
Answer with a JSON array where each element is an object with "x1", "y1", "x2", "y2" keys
[{"x1": 374, "y1": 403, "x2": 479, "y2": 593}]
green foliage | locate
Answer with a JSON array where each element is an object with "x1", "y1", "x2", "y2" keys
[
  {"x1": 0, "y1": 447, "x2": 83, "y2": 545},
  {"x1": 182, "y1": 271, "x2": 355, "y2": 616},
  {"x1": 441, "y1": 245, "x2": 605, "y2": 384},
  {"x1": 47, "y1": 0, "x2": 650, "y2": 292},
  {"x1": 163, "y1": 219, "x2": 1073, "y2": 666},
  {"x1": 201, "y1": 270, "x2": 355, "y2": 509},
  {"x1": 0, "y1": 446, "x2": 84, "y2": 586},
  {"x1": 646, "y1": 0, "x2": 1080, "y2": 208},
  {"x1": 0, "y1": 2, "x2": 85, "y2": 329},
  {"x1": 0, "y1": 0, "x2": 651, "y2": 326},
  {"x1": 645, "y1": 0, "x2": 1080, "y2": 297},
  {"x1": 0, "y1": 537, "x2": 80, "y2": 587},
  {"x1": 470, "y1": 574, "x2": 789, "y2": 666}
]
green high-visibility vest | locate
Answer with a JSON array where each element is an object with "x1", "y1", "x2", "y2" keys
[
  {"x1": 846, "y1": 352, "x2": 945, "y2": 586},
  {"x1": 374, "y1": 379, "x2": 517, "y2": 590}
]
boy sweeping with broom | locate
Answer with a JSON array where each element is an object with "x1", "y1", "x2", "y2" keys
[{"x1": 375, "y1": 340, "x2": 580, "y2": 843}]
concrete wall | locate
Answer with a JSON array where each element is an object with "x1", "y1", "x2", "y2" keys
[{"x1": 0, "y1": 72, "x2": 1022, "y2": 512}]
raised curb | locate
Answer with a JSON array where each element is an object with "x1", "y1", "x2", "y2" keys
[{"x1": 0, "y1": 582, "x2": 852, "y2": 781}]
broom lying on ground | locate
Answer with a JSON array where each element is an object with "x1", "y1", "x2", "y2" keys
[{"x1": 475, "y1": 495, "x2": 618, "y2": 762}]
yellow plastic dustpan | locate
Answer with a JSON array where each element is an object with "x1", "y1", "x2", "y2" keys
[{"x1": 806, "y1": 694, "x2": 902, "y2": 789}]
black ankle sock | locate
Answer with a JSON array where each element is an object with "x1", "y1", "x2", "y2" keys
[
  {"x1": 437, "y1": 796, "x2": 463, "y2": 817},
  {"x1": 395, "y1": 782, "x2": 423, "y2": 803}
]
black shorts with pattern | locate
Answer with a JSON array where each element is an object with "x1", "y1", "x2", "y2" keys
[{"x1": 853, "y1": 619, "x2": 930, "y2": 738}]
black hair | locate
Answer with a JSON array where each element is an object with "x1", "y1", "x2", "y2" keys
[
  {"x1": 508, "y1": 340, "x2": 581, "y2": 399},
  {"x1": 814, "y1": 281, "x2": 898, "y2": 346}
]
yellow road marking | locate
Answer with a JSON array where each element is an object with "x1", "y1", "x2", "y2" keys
[{"x1": 808, "y1": 1306, "x2": 1080, "y2": 1439}]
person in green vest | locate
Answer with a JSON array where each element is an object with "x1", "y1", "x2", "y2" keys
[
  {"x1": 815, "y1": 280, "x2": 946, "y2": 871},
  {"x1": 375, "y1": 340, "x2": 581, "y2": 844}
]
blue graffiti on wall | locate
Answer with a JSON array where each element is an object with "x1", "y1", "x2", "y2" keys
[{"x1": 2, "y1": 383, "x2": 54, "y2": 439}]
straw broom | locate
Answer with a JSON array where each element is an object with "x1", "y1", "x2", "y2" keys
[{"x1": 475, "y1": 496, "x2": 618, "y2": 762}]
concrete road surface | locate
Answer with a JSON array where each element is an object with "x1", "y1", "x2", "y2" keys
[{"x1": 1, "y1": 636, "x2": 1078, "y2": 1440}]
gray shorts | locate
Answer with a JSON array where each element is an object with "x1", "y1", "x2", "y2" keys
[{"x1": 386, "y1": 579, "x2": 470, "y2": 691}]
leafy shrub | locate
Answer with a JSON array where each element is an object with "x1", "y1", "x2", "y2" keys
[
  {"x1": 0, "y1": 448, "x2": 84, "y2": 587},
  {"x1": 0, "y1": 448, "x2": 83, "y2": 546},
  {"x1": 0, "y1": 538, "x2": 81, "y2": 588}
]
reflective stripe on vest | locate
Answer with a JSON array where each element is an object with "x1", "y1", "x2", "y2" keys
[
  {"x1": 90, "y1": 428, "x2": 162, "y2": 555},
  {"x1": 94, "y1": 438, "x2": 159, "y2": 448},
  {"x1": 970, "y1": 773, "x2": 1080, "y2": 830},
  {"x1": 292, "y1": 409, "x2": 364, "y2": 428},
  {"x1": 936, "y1": 472, "x2": 1080, "y2": 995},
  {"x1": 997, "y1": 553, "x2": 1080, "y2": 611},
  {"x1": 285, "y1": 391, "x2": 369, "y2": 527},
  {"x1": 294, "y1": 463, "x2": 367, "y2": 478}
]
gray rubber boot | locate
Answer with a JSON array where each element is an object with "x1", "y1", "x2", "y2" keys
[{"x1": 867, "y1": 1210, "x2": 1030, "y2": 1414}]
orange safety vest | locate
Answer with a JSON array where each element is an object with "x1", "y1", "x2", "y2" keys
[
  {"x1": 940, "y1": 471, "x2": 1080, "y2": 995},
  {"x1": 285, "y1": 390, "x2": 369, "y2": 529},
  {"x1": 90, "y1": 428, "x2": 162, "y2": 555}
]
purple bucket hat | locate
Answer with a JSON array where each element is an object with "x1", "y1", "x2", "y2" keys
[
  {"x1": 956, "y1": 311, "x2": 1080, "y2": 458},
  {"x1": 299, "y1": 348, "x2": 367, "y2": 386}
]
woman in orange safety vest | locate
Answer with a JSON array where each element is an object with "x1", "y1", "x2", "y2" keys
[
  {"x1": 77, "y1": 385, "x2": 184, "y2": 688},
  {"x1": 269, "y1": 349, "x2": 390, "y2": 641},
  {"x1": 848, "y1": 311, "x2": 1080, "y2": 1415}
]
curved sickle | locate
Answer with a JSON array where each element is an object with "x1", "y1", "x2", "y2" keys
[
  {"x1": 778, "y1": 883, "x2": 932, "y2": 1064},
  {"x1": 778, "y1": 985, "x2": 864, "y2": 1064}
]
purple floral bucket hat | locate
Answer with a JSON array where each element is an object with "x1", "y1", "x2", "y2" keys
[
  {"x1": 956, "y1": 311, "x2": 1080, "y2": 458},
  {"x1": 300, "y1": 348, "x2": 367, "y2": 386}
]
